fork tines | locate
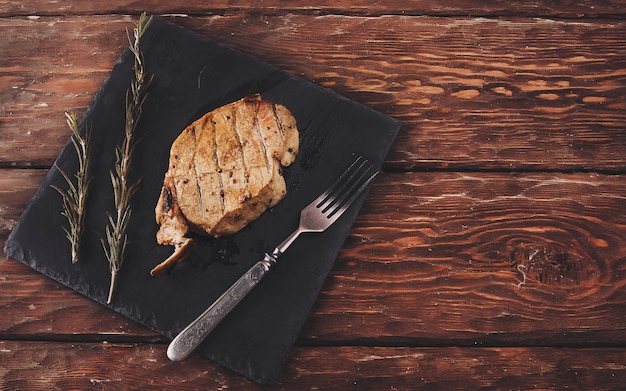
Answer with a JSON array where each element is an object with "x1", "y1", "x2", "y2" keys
[{"x1": 316, "y1": 156, "x2": 378, "y2": 218}]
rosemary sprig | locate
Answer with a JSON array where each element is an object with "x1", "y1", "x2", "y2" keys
[
  {"x1": 102, "y1": 12, "x2": 152, "y2": 304},
  {"x1": 52, "y1": 111, "x2": 91, "y2": 264}
]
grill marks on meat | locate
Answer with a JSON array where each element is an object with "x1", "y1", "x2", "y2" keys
[{"x1": 151, "y1": 94, "x2": 299, "y2": 276}]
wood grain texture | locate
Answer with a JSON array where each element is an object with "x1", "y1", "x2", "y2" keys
[
  {"x1": 305, "y1": 172, "x2": 626, "y2": 344},
  {"x1": 0, "y1": 341, "x2": 624, "y2": 390},
  {"x1": 1, "y1": 0, "x2": 625, "y2": 18},
  {"x1": 181, "y1": 15, "x2": 626, "y2": 171},
  {"x1": 2, "y1": 15, "x2": 625, "y2": 170},
  {"x1": 0, "y1": 16, "x2": 132, "y2": 167}
]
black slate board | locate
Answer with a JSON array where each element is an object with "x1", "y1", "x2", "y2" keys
[{"x1": 4, "y1": 17, "x2": 400, "y2": 384}]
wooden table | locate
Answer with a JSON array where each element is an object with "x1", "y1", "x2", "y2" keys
[{"x1": 2, "y1": 1, "x2": 625, "y2": 389}]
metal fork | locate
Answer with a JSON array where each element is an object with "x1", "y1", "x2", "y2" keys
[{"x1": 167, "y1": 156, "x2": 378, "y2": 361}]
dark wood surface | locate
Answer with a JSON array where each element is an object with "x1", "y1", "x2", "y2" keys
[{"x1": 1, "y1": 2, "x2": 625, "y2": 389}]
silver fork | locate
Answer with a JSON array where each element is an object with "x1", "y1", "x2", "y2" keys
[{"x1": 167, "y1": 156, "x2": 378, "y2": 361}]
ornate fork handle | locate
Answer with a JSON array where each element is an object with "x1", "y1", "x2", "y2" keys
[{"x1": 167, "y1": 254, "x2": 276, "y2": 361}]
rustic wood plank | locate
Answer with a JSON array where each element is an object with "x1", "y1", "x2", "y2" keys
[
  {"x1": 3, "y1": 169, "x2": 624, "y2": 345},
  {"x1": 1, "y1": 0, "x2": 625, "y2": 18},
  {"x1": 0, "y1": 16, "x2": 132, "y2": 167},
  {"x1": 1, "y1": 15, "x2": 625, "y2": 170},
  {"x1": 183, "y1": 15, "x2": 626, "y2": 172},
  {"x1": 304, "y1": 171, "x2": 626, "y2": 343},
  {"x1": 1, "y1": 341, "x2": 624, "y2": 390}
]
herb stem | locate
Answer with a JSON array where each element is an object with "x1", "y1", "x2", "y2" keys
[
  {"x1": 52, "y1": 111, "x2": 91, "y2": 264},
  {"x1": 107, "y1": 269, "x2": 118, "y2": 304},
  {"x1": 103, "y1": 12, "x2": 152, "y2": 304}
]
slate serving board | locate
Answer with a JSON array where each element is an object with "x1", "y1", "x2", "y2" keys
[{"x1": 4, "y1": 17, "x2": 400, "y2": 384}]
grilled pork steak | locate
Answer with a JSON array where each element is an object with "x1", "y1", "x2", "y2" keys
[{"x1": 151, "y1": 94, "x2": 299, "y2": 276}]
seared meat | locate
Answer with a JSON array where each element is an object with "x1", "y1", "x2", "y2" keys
[{"x1": 151, "y1": 94, "x2": 299, "y2": 276}]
